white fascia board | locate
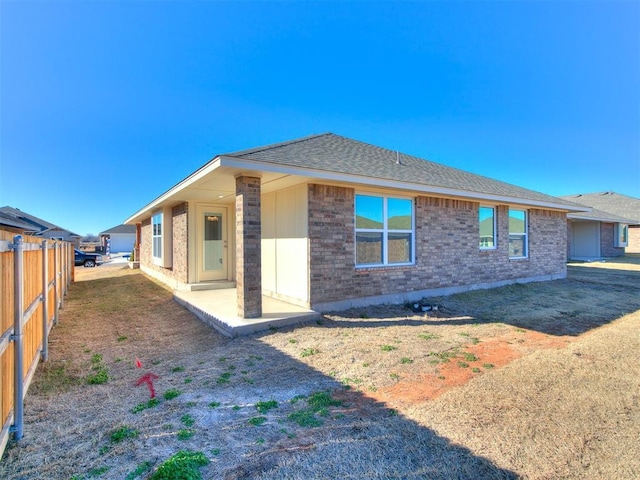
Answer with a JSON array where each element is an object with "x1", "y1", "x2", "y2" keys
[
  {"x1": 568, "y1": 213, "x2": 635, "y2": 223},
  {"x1": 567, "y1": 214, "x2": 604, "y2": 222},
  {"x1": 218, "y1": 156, "x2": 590, "y2": 212},
  {"x1": 125, "y1": 158, "x2": 222, "y2": 224}
]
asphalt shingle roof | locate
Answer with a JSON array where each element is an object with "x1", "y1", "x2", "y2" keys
[
  {"x1": 560, "y1": 192, "x2": 640, "y2": 224},
  {"x1": 225, "y1": 133, "x2": 582, "y2": 208},
  {"x1": 0, "y1": 206, "x2": 58, "y2": 231},
  {"x1": 0, "y1": 206, "x2": 79, "y2": 235},
  {"x1": 0, "y1": 211, "x2": 35, "y2": 230},
  {"x1": 100, "y1": 224, "x2": 137, "y2": 235},
  {"x1": 568, "y1": 206, "x2": 636, "y2": 223}
]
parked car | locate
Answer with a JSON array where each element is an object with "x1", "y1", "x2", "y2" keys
[{"x1": 74, "y1": 249, "x2": 103, "y2": 268}]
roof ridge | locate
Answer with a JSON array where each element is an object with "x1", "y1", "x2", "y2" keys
[
  {"x1": 561, "y1": 191, "x2": 636, "y2": 198},
  {"x1": 229, "y1": 133, "x2": 583, "y2": 206},
  {"x1": 224, "y1": 132, "x2": 334, "y2": 157}
]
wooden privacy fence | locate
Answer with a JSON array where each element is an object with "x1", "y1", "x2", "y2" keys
[{"x1": 0, "y1": 231, "x2": 73, "y2": 457}]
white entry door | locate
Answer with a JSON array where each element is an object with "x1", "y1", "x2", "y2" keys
[{"x1": 197, "y1": 205, "x2": 228, "y2": 281}]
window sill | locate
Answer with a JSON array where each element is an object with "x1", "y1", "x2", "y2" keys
[{"x1": 356, "y1": 263, "x2": 415, "y2": 272}]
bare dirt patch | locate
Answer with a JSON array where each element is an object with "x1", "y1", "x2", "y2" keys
[
  {"x1": 1, "y1": 256, "x2": 639, "y2": 479},
  {"x1": 369, "y1": 329, "x2": 571, "y2": 407}
]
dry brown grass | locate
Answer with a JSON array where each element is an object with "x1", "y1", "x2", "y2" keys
[{"x1": 1, "y1": 257, "x2": 638, "y2": 479}]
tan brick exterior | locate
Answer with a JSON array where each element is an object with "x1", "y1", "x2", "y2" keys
[
  {"x1": 170, "y1": 203, "x2": 189, "y2": 279},
  {"x1": 139, "y1": 202, "x2": 189, "y2": 284},
  {"x1": 236, "y1": 176, "x2": 262, "y2": 318},
  {"x1": 600, "y1": 222, "x2": 625, "y2": 257},
  {"x1": 308, "y1": 184, "x2": 567, "y2": 310},
  {"x1": 628, "y1": 225, "x2": 640, "y2": 253}
]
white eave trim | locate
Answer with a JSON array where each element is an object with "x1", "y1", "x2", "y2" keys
[
  {"x1": 125, "y1": 154, "x2": 590, "y2": 224},
  {"x1": 218, "y1": 156, "x2": 591, "y2": 212},
  {"x1": 125, "y1": 158, "x2": 222, "y2": 223},
  {"x1": 568, "y1": 213, "x2": 636, "y2": 223}
]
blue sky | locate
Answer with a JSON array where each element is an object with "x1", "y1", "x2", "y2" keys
[{"x1": 1, "y1": 1, "x2": 638, "y2": 236}]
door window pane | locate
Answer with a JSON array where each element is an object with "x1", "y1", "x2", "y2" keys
[{"x1": 204, "y1": 213, "x2": 223, "y2": 271}]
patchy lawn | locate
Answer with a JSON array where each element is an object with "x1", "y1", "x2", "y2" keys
[{"x1": 1, "y1": 256, "x2": 639, "y2": 479}]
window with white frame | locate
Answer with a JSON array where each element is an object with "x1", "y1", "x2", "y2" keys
[
  {"x1": 479, "y1": 206, "x2": 496, "y2": 249},
  {"x1": 355, "y1": 194, "x2": 414, "y2": 266},
  {"x1": 152, "y1": 213, "x2": 162, "y2": 262},
  {"x1": 614, "y1": 223, "x2": 628, "y2": 247},
  {"x1": 508, "y1": 208, "x2": 527, "y2": 258}
]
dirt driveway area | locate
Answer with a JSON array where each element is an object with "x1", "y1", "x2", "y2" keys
[{"x1": 1, "y1": 256, "x2": 639, "y2": 479}]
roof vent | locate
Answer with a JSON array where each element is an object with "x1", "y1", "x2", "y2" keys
[{"x1": 396, "y1": 151, "x2": 401, "y2": 165}]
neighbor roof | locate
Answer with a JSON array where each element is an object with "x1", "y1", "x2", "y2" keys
[
  {"x1": 224, "y1": 133, "x2": 585, "y2": 209},
  {"x1": 567, "y1": 206, "x2": 636, "y2": 224},
  {"x1": 0, "y1": 205, "x2": 58, "y2": 231},
  {"x1": 100, "y1": 224, "x2": 137, "y2": 235},
  {"x1": 0, "y1": 211, "x2": 35, "y2": 230},
  {"x1": 0, "y1": 206, "x2": 79, "y2": 235},
  {"x1": 560, "y1": 192, "x2": 640, "y2": 224}
]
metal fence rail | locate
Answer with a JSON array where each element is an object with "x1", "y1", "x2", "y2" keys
[{"x1": 0, "y1": 231, "x2": 73, "y2": 457}]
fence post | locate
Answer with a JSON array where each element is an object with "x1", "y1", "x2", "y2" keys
[
  {"x1": 66, "y1": 243, "x2": 71, "y2": 290},
  {"x1": 10, "y1": 235, "x2": 24, "y2": 440},
  {"x1": 53, "y1": 242, "x2": 59, "y2": 325},
  {"x1": 41, "y1": 240, "x2": 49, "y2": 362},
  {"x1": 63, "y1": 243, "x2": 69, "y2": 294},
  {"x1": 58, "y1": 242, "x2": 64, "y2": 310}
]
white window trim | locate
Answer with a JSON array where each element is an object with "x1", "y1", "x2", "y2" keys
[
  {"x1": 479, "y1": 205, "x2": 497, "y2": 250},
  {"x1": 355, "y1": 194, "x2": 415, "y2": 268},
  {"x1": 151, "y1": 208, "x2": 173, "y2": 268},
  {"x1": 614, "y1": 223, "x2": 628, "y2": 248},
  {"x1": 152, "y1": 213, "x2": 163, "y2": 266},
  {"x1": 508, "y1": 208, "x2": 528, "y2": 259}
]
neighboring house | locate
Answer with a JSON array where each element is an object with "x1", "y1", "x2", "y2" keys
[
  {"x1": 125, "y1": 133, "x2": 587, "y2": 318},
  {"x1": 100, "y1": 224, "x2": 137, "y2": 254},
  {"x1": 0, "y1": 206, "x2": 81, "y2": 246},
  {"x1": 0, "y1": 211, "x2": 35, "y2": 234},
  {"x1": 560, "y1": 192, "x2": 640, "y2": 257}
]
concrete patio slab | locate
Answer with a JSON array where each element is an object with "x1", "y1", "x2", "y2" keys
[{"x1": 174, "y1": 288, "x2": 321, "y2": 337}]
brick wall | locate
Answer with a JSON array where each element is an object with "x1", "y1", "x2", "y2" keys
[
  {"x1": 171, "y1": 203, "x2": 189, "y2": 280},
  {"x1": 628, "y1": 225, "x2": 640, "y2": 253},
  {"x1": 600, "y1": 222, "x2": 625, "y2": 257},
  {"x1": 236, "y1": 176, "x2": 262, "y2": 318},
  {"x1": 139, "y1": 203, "x2": 189, "y2": 284},
  {"x1": 308, "y1": 184, "x2": 567, "y2": 309}
]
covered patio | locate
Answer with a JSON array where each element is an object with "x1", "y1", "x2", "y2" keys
[{"x1": 173, "y1": 288, "x2": 321, "y2": 337}]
